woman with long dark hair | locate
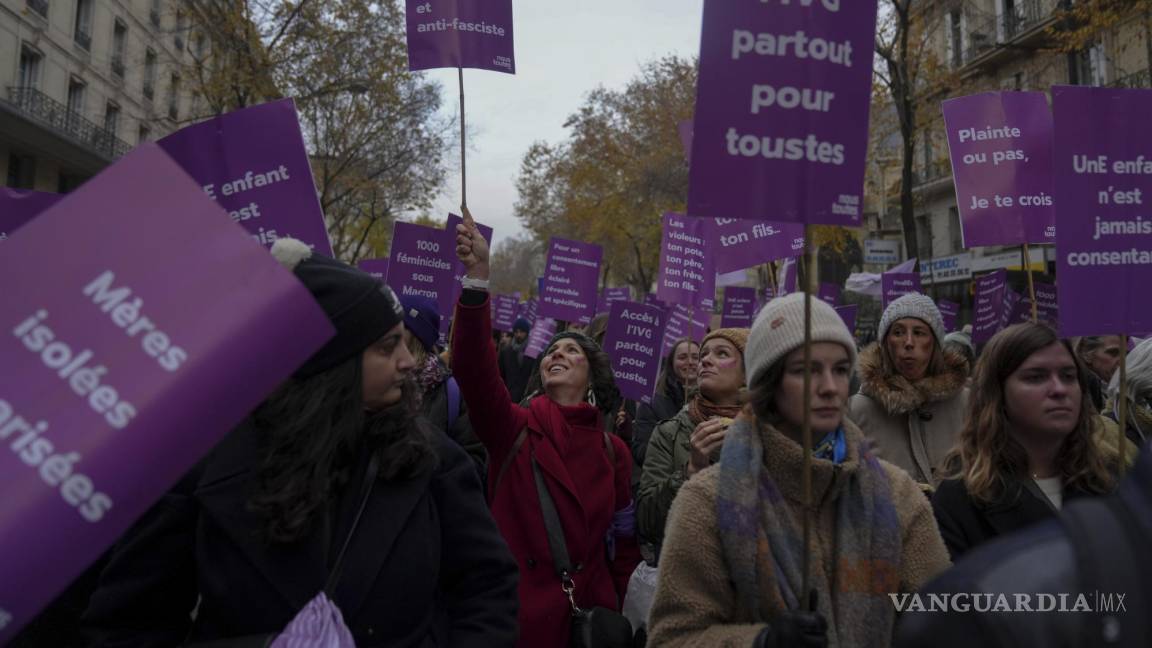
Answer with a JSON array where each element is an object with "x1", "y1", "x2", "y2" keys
[
  {"x1": 452, "y1": 215, "x2": 641, "y2": 647},
  {"x1": 632, "y1": 338, "x2": 699, "y2": 477},
  {"x1": 932, "y1": 322, "x2": 1126, "y2": 559},
  {"x1": 83, "y1": 240, "x2": 518, "y2": 646}
]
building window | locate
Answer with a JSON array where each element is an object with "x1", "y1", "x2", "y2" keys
[
  {"x1": 26, "y1": 0, "x2": 49, "y2": 19},
  {"x1": 104, "y1": 103, "x2": 120, "y2": 137},
  {"x1": 946, "y1": 9, "x2": 964, "y2": 68},
  {"x1": 150, "y1": 0, "x2": 161, "y2": 27},
  {"x1": 193, "y1": 33, "x2": 207, "y2": 61},
  {"x1": 139, "y1": 124, "x2": 151, "y2": 143},
  {"x1": 18, "y1": 45, "x2": 42, "y2": 89},
  {"x1": 1072, "y1": 43, "x2": 1109, "y2": 86},
  {"x1": 916, "y1": 214, "x2": 934, "y2": 260},
  {"x1": 58, "y1": 173, "x2": 86, "y2": 193},
  {"x1": 66, "y1": 78, "x2": 86, "y2": 116},
  {"x1": 949, "y1": 206, "x2": 964, "y2": 251},
  {"x1": 143, "y1": 49, "x2": 157, "y2": 99},
  {"x1": 111, "y1": 20, "x2": 127, "y2": 77},
  {"x1": 7, "y1": 153, "x2": 37, "y2": 190},
  {"x1": 74, "y1": 0, "x2": 93, "y2": 50},
  {"x1": 168, "y1": 74, "x2": 181, "y2": 120},
  {"x1": 175, "y1": 10, "x2": 186, "y2": 52}
]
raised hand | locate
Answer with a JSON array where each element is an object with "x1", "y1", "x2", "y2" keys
[{"x1": 455, "y1": 206, "x2": 490, "y2": 279}]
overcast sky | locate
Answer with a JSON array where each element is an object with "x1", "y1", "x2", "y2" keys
[{"x1": 418, "y1": 0, "x2": 704, "y2": 249}]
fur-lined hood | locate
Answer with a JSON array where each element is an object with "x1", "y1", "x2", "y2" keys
[{"x1": 857, "y1": 343, "x2": 969, "y2": 416}]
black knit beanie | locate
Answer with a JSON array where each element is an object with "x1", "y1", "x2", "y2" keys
[{"x1": 272, "y1": 238, "x2": 404, "y2": 378}]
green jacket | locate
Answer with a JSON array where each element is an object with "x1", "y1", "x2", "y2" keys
[{"x1": 637, "y1": 408, "x2": 701, "y2": 556}]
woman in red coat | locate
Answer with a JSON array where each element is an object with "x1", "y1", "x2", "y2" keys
[{"x1": 452, "y1": 211, "x2": 641, "y2": 646}]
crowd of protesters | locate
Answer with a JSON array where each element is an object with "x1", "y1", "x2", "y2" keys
[{"x1": 10, "y1": 212, "x2": 1151, "y2": 648}]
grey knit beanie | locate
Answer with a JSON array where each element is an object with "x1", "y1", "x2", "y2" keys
[
  {"x1": 745, "y1": 292, "x2": 858, "y2": 387},
  {"x1": 878, "y1": 292, "x2": 945, "y2": 343}
]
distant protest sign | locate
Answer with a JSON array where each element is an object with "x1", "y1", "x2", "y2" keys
[
  {"x1": 539, "y1": 238, "x2": 602, "y2": 324},
  {"x1": 517, "y1": 298, "x2": 538, "y2": 325},
  {"x1": 818, "y1": 282, "x2": 840, "y2": 307},
  {"x1": 721, "y1": 286, "x2": 757, "y2": 328},
  {"x1": 657, "y1": 213, "x2": 716, "y2": 310},
  {"x1": 973, "y1": 270, "x2": 1007, "y2": 344},
  {"x1": 1034, "y1": 282, "x2": 1059, "y2": 327},
  {"x1": 158, "y1": 99, "x2": 332, "y2": 256},
  {"x1": 386, "y1": 221, "x2": 455, "y2": 316},
  {"x1": 645, "y1": 293, "x2": 666, "y2": 309},
  {"x1": 358, "y1": 258, "x2": 390, "y2": 280},
  {"x1": 691, "y1": 307, "x2": 712, "y2": 341},
  {"x1": 706, "y1": 218, "x2": 806, "y2": 274},
  {"x1": 943, "y1": 91, "x2": 1056, "y2": 247},
  {"x1": 1053, "y1": 86, "x2": 1152, "y2": 337},
  {"x1": 938, "y1": 299, "x2": 960, "y2": 333},
  {"x1": 881, "y1": 272, "x2": 921, "y2": 309},
  {"x1": 688, "y1": 0, "x2": 878, "y2": 225},
  {"x1": 444, "y1": 213, "x2": 494, "y2": 333},
  {"x1": 492, "y1": 294, "x2": 519, "y2": 332},
  {"x1": 1, "y1": 189, "x2": 60, "y2": 243},
  {"x1": 777, "y1": 257, "x2": 799, "y2": 296},
  {"x1": 0, "y1": 146, "x2": 333, "y2": 642},
  {"x1": 523, "y1": 317, "x2": 557, "y2": 359},
  {"x1": 661, "y1": 304, "x2": 694, "y2": 356},
  {"x1": 835, "y1": 304, "x2": 858, "y2": 333},
  {"x1": 602, "y1": 301, "x2": 665, "y2": 404},
  {"x1": 405, "y1": 0, "x2": 515, "y2": 73},
  {"x1": 1001, "y1": 289, "x2": 1023, "y2": 329},
  {"x1": 597, "y1": 287, "x2": 632, "y2": 315}
]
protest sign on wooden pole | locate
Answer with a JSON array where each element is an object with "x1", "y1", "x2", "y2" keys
[
  {"x1": 459, "y1": 67, "x2": 468, "y2": 210},
  {"x1": 1022, "y1": 243, "x2": 1038, "y2": 323}
]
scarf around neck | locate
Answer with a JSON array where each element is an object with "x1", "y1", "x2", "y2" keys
[
  {"x1": 715, "y1": 417, "x2": 902, "y2": 647},
  {"x1": 688, "y1": 392, "x2": 743, "y2": 425}
]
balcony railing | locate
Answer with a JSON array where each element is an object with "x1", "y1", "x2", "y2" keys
[
  {"x1": 1004, "y1": 0, "x2": 1056, "y2": 40},
  {"x1": 952, "y1": 1, "x2": 1063, "y2": 70},
  {"x1": 111, "y1": 57, "x2": 125, "y2": 78},
  {"x1": 26, "y1": 0, "x2": 48, "y2": 18},
  {"x1": 5, "y1": 86, "x2": 131, "y2": 159},
  {"x1": 1110, "y1": 69, "x2": 1151, "y2": 89},
  {"x1": 74, "y1": 30, "x2": 92, "y2": 51}
]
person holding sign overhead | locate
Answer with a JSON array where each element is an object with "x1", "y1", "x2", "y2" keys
[
  {"x1": 452, "y1": 211, "x2": 641, "y2": 648},
  {"x1": 82, "y1": 240, "x2": 518, "y2": 647},
  {"x1": 647, "y1": 294, "x2": 950, "y2": 648},
  {"x1": 850, "y1": 293, "x2": 971, "y2": 489}
]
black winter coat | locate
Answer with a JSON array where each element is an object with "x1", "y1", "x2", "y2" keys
[
  {"x1": 932, "y1": 475, "x2": 1098, "y2": 560},
  {"x1": 421, "y1": 376, "x2": 488, "y2": 483},
  {"x1": 497, "y1": 344, "x2": 535, "y2": 404},
  {"x1": 631, "y1": 383, "x2": 686, "y2": 472},
  {"x1": 82, "y1": 421, "x2": 519, "y2": 647}
]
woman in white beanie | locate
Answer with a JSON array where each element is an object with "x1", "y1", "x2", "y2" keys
[
  {"x1": 647, "y1": 293, "x2": 950, "y2": 648},
  {"x1": 849, "y1": 293, "x2": 970, "y2": 488},
  {"x1": 1105, "y1": 337, "x2": 1152, "y2": 445}
]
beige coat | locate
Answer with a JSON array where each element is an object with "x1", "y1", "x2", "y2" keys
[
  {"x1": 849, "y1": 345, "x2": 970, "y2": 486},
  {"x1": 647, "y1": 420, "x2": 951, "y2": 648}
]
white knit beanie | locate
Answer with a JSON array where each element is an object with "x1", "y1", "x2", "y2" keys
[
  {"x1": 745, "y1": 292, "x2": 858, "y2": 387},
  {"x1": 878, "y1": 292, "x2": 945, "y2": 343}
]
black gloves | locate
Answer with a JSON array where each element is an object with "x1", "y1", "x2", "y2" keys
[{"x1": 753, "y1": 591, "x2": 828, "y2": 648}]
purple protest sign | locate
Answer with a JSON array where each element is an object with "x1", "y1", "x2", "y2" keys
[
  {"x1": 691, "y1": 306, "x2": 712, "y2": 341},
  {"x1": 405, "y1": 0, "x2": 515, "y2": 74},
  {"x1": 523, "y1": 317, "x2": 557, "y2": 360},
  {"x1": 657, "y1": 213, "x2": 716, "y2": 310},
  {"x1": 539, "y1": 238, "x2": 602, "y2": 324},
  {"x1": 492, "y1": 294, "x2": 519, "y2": 332},
  {"x1": 661, "y1": 304, "x2": 695, "y2": 356},
  {"x1": 597, "y1": 287, "x2": 632, "y2": 315},
  {"x1": 602, "y1": 301, "x2": 665, "y2": 404},
  {"x1": 943, "y1": 92, "x2": 1056, "y2": 247},
  {"x1": 777, "y1": 257, "x2": 799, "y2": 296},
  {"x1": 1053, "y1": 86, "x2": 1152, "y2": 337},
  {"x1": 881, "y1": 272, "x2": 921, "y2": 309},
  {"x1": 644, "y1": 293, "x2": 666, "y2": 309},
  {"x1": 357, "y1": 258, "x2": 390, "y2": 281},
  {"x1": 1034, "y1": 282, "x2": 1058, "y2": 328},
  {"x1": 0, "y1": 145, "x2": 333, "y2": 642},
  {"x1": 516, "y1": 298, "x2": 538, "y2": 325},
  {"x1": 835, "y1": 304, "x2": 858, "y2": 333},
  {"x1": 157, "y1": 99, "x2": 332, "y2": 256},
  {"x1": 721, "y1": 286, "x2": 757, "y2": 328},
  {"x1": 678, "y1": 120, "x2": 694, "y2": 164},
  {"x1": 688, "y1": 0, "x2": 877, "y2": 225},
  {"x1": 1, "y1": 189, "x2": 61, "y2": 242},
  {"x1": 386, "y1": 221, "x2": 456, "y2": 317},
  {"x1": 818, "y1": 282, "x2": 841, "y2": 307},
  {"x1": 973, "y1": 270, "x2": 1007, "y2": 344},
  {"x1": 937, "y1": 299, "x2": 960, "y2": 333},
  {"x1": 706, "y1": 218, "x2": 806, "y2": 274}
]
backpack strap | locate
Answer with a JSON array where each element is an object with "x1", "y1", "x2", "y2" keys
[
  {"x1": 1061, "y1": 495, "x2": 1149, "y2": 647},
  {"x1": 446, "y1": 377, "x2": 462, "y2": 430}
]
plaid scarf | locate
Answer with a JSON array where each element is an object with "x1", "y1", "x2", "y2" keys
[
  {"x1": 716, "y1": 417, "x2": 902, "y2": 647},
  {"x1": 687, "y1": 393, "x2": 743, "y2": 426}
]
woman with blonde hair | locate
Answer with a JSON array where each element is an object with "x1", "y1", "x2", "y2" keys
[{"x1": 932, "y1": 322, "x2": 1123, "y2": 560}]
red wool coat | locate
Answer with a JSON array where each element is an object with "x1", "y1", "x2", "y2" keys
[{"x1": 453, "y1": 294, "x2": 641, "y2": 647}]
